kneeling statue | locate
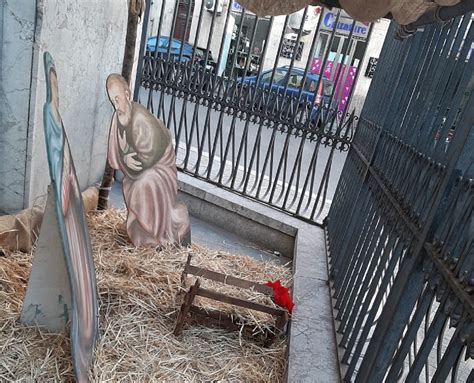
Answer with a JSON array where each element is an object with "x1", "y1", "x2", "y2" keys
[{"x1": 106, "y1": 74, "x2": 190, "y2": 247}]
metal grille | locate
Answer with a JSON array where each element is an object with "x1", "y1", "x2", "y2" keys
[
  {"x1": 327, "y1": 15, "x2": 473, "y2": 382},
  {"x1": 134, "y1": 1, "x2": 374, "y2": 224}
]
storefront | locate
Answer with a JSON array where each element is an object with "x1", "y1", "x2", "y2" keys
[
  {"x1": 311, "y1": 9, "x2": 371, "y2": 112},
  {"x1": 225, "y1": 1, "x2": 271, "y2": 77},
  {"x1": 148, "y1": 0, "x2": 390, "y2": 112},
  {"x1": 224, "y1": 3, "x2": 322, "y2": 77}
]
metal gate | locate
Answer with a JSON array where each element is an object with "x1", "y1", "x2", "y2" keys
[
  {"x1": 327, "y1": 14, "x2": 473, "y2": 382},
  {"x1": 134, "y1": 0, "x2": 373, "y2": 224}
]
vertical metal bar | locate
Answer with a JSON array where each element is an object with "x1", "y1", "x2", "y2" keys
[
  {"x1": 213, "y1": 2, "x2": 233, "y2": 80},
  {"x1": 279, "y1": 6, "x2": 309, "y2": 97},
  {"x1": 355, "y1": 89, "x2": 474, "y2": 383},
  {"x1": 177, "y1": 0, "x2": 194, "y2": 63},
  {"x1": 133, "y1": 0, "x2": 152, "y2": 101},
  {"x1": 241, "y1": 17, "x2": 274, "y2": 194},
  {"x1": 337, "y1": 215, "x2": 392, "y2": 329},
  {"x1": 385, "y1": 284, "x2": 441, "y2": 381},
  {"x1": 281, "y1": 135, "x2": 306, "y2": 210},
  {"x1": 344, "y1": 238, "x2": 408, "y2": 377},
  {"x1": 309, "y1": 145, "x2": 336, "y2": 220},
  {"x1": 266, "y1": 15, "x2": 290, "y2": 90},
  {"x1": 402, "y1": 301, "x2": 450, "y2": 382},
  {"x1": 295, "y1": 137, "x2": 323, "y2": 215},
  {"x1": 293, "y1": 8, "x2": 325, "y2": 113},
  {"x1": 328, "y1": 28, "x2": 414, "y2": 282},
  {"x1": 303, "y1": 10, "x2": 342, "y2": 132},
  {"x1": 204, "y1": 3, "x2": 233, "y2": 179},
  {"x1": 324, "y1": 19, "x2": 357, "y2": 123},
  {"x1": 343, "y1": 24, "x2": 374, "y2": 114},
  {"x1": 228, "y1": 14, "x2": 259, "y2": 189},
  {"x1": 334, "y1": 197, "x2": 378, "y2": 301},
  {"x1": 183, "y1": 0, "x2": 215, "y2": 173},
  {"x1": 228, "y1": 7, "x2": 246, "y2": 80}
]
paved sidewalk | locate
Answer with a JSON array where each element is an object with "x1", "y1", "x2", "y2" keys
[{"x1": 173, "y1": 141, "x2": 332, "y2": 225}]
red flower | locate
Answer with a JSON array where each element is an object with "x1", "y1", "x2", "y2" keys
[{"x1": 265, "y1": 280, "x2": 294, "y2": 314}]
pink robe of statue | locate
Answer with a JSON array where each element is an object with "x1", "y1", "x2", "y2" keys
[{"x1": 107, "y1": 104, "x2": 190, "y2": 247}]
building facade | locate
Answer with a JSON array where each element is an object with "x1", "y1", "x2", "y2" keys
[
  {"x1": 0, "y1": 0, "x2": 134, "y2": 214},
  {"x1": 146, "y1": 0, "x2": 390, "y2": 114}
]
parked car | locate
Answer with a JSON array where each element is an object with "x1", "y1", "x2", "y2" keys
[
  {"x1": 224, "y1": 66, "x2": 335, "y2": 127},
  {"x1": 144, "y1": 36, "x2": 217, "y2": 90},
  {"x1": 194, "y1": 47, "x2": 218, "y2": 71},
  {"x1": 146, "y1": 36, "x2": 192, "y2": 59},
  {"x1": 146, "y1": 36, "x2": 216, "y2": 70}
]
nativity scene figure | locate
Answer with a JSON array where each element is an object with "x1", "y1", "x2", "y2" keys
[
  {"x1": 106, "y1": 74, "x2": 190, "y2": 248},
  {"x1": 21, "y1": 52, "x2": 99, "y2": 383}
]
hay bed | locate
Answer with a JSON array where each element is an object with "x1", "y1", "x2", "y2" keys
[{"x1": 0, "y1": 209, "x2": 292, "y2": 382}]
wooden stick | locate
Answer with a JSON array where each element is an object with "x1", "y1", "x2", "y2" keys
[
  {"x1": 276, "y1": 311, "x2": 289, "y2": 332},
  {"x1": 184, "y1": 264, "x2": 273, "y2": 295},
  {"x1": 181, "y1": 253, "x2": 193, "y2": 286},
  {"x1": 197, "y1": 287, "x2": 286, "y2": 317},
  {"x1": 174, "y1": 279, "x2": 200, "y2": 336}
]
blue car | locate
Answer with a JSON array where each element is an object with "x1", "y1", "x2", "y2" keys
[
  {"x1": 146, "y1": 36, "x2": 194, "y2": 61},
  {"x1": 146, "y1": 36, "x2": 217, "y2": 68},
  {"x1": 144, "y1": 36, "x2": 218, "y2": 88},
  {"x1": 236, "y1": 66, "x2": 335, "y2": 126}
]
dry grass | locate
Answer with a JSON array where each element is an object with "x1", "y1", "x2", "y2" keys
[{"x1": 0, "y1": 209, "x2": 291, "y2": 382}]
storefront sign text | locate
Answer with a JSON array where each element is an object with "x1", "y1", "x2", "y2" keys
[{"x1": 321, "y1": 10, "x2": 369, "y2": 39}]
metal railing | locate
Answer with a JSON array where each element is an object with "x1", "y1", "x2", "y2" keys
[
  {"x1": 327, "y1": 15, "x2": 473, "y2": 382},
  {"x1": 134, "y1": 0, "x2": 373, "y2": 224}
]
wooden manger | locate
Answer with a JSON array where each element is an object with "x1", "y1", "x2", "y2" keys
[{"x1": 174, "y1": 254, "x2": 289, "y2": 345}]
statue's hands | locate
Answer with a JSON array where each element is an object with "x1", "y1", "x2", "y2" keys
[{"x1": 124, "y1": 152, "x2": 142, "y2": 172}]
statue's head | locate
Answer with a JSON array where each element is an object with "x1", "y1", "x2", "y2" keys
[
  {"x1": 106, "y1": 74, "x2": 132, "y2": 126},
  {"x1": 44, "y1": 52, "x2": 61, "y2": 124}
]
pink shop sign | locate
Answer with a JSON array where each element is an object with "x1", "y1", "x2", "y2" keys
[{"x1": 311, "y1": 58, "x2": 357, "y2": 114}]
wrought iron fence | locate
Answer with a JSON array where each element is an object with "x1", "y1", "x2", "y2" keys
[
  {"x1": 134, "y1": 0, "x2": 374, "y2": 224},
  {"x1": 326, "y1": 14, "x2": 473, "y2": 382}
]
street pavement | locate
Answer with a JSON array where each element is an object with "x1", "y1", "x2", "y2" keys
[{"x1": 138, "y1": 89, "x2": 349, "y2": 223}]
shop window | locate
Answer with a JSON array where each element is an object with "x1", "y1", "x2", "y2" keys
[
  {"x1": 174, "y1": 0, "x2": 195, "y2": 42},
  {"x1": 314, "y1": 33, "x2": 330, "y2": 59},
  {"x1": 280, "y1": 39, "x2": 304, "y2": 61},
  {"x1": 226, "y1": 13, "x2": 271, "y2": 77},
  {"x1": 314, "y1": 33, "x2": 367, "y2": 67}
]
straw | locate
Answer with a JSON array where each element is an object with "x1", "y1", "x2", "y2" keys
[{"x1": 0, "y1": 208, "x2": 291, "y2": 382}]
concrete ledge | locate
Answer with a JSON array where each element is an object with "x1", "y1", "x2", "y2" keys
[
  {"x1": 178, "y1": 175, "x2": 297, "y2": 259},
  {"x1": 177, "y1": 172, "x2": 340, "y2": 382},
  {"x1": 288, "y1": 227, "x2": 340, "y2": 382}
]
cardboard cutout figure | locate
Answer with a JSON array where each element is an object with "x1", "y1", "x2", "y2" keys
[
  {"x1": 21, "y1": 52, "x2": 99, "y2": 383},
  {"x1": 106, "y1": 74, "x2": 190, "y2": 247}
]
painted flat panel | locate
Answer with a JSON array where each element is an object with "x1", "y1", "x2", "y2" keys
[
  {"x1": 22, "y1": 52, "x2": 99, "y2": 383},
  {"x1": 20, "y1": 187, "x2": 72, "y2": 331}
]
